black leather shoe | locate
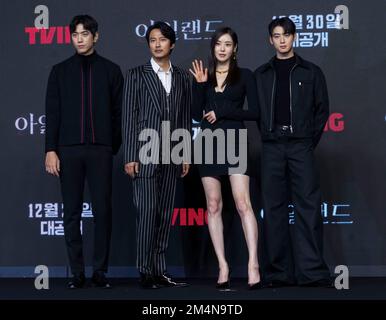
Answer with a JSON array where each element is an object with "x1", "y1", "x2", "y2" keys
[
  {"x1": 68, "y1": 273, "x2": 85, "y2": 289},
  {"x1": 154, "y1": 273, "x2": 189, "y2": 288},
  {"x1": 300, "y1": 278, "x2": 335, "y2": 288},
  {"x1": 216, "y1": 269, "x2": 231, "y2": 290},
  {"x1": 247, "y1": 267, "x2": 261, "y2": 290},
  {"x1": 91, "y1": 271, "x2": 112, "y2": 288},
  {"x1": 216, "y1": 280, "x2": 230, "y2": 290},
  {"x1": 139, "y1": 273, "x2": 160, "y2": 289}
]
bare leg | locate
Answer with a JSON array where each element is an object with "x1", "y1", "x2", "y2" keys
[
  {"x1": 229, "y1": 174, "x2": 261, "y2": 285},
  {"x1": 201, "y1": 176, "x2": 229, "y2": 284}
]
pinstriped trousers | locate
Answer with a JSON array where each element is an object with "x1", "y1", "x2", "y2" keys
[{"x1": 133, "y1": 164, "x2": 177, "y2": 276}]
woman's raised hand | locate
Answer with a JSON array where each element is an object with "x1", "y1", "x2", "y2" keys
[{"x1": 189, "y1": 59, "x2": 208, "y2": 83}]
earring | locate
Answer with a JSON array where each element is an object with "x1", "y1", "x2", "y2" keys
[{"x1": 233, "y1": 53, "x2": 236, "y2": 60}]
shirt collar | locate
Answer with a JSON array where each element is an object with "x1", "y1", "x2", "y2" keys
[{"x1": 150, "y1": 58, "x2": 173, "y2": 74}]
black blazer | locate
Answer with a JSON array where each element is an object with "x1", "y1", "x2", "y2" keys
[
  {"x1": 122, "y1": 61, "x2": 192, "y2": 177},
  {"x1": 45, "y1": 52, "x2": 123, "y2": 154}
]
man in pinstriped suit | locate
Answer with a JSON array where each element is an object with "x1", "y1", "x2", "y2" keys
[{"x1": 122, "y1": 22, "x2": 191, "y2": 289}]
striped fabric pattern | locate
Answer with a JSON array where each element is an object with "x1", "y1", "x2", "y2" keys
[{"x1": 122, "y1": 61, "x2": 191, "y2": 276}]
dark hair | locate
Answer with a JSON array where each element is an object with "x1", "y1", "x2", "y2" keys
[
  {"x1": 145, "y1": 21, "x2": 176, "y2": 49},
  {"x1": 69, "y1": 15, "x2": 98, "y2": 37},
  {"x1": 208, "y1": 27, "x2": 240, "y2": 88},
  {"x1": 268, "y1": 17, "x2": 296, "y2": 36}
]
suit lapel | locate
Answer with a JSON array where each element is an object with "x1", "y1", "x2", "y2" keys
[{"x1": 142, "y1": 62, "x2": 162, "y2": 115}]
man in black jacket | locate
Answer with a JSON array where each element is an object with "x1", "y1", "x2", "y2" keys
[
  {"x1": 45, "y1": 15, "x2": 123, "y2": 289},
  {"x1": 255, "y1": 17, "x2": 331, "y2": 287}
]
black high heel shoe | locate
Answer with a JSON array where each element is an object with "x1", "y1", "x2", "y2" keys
[
  {"x1": 216, "y1": 269, "x2": 231, "y2": 290},
  {"x1": 248, "y1": 267, "x2": 262, "y2": 290},
  {"x1": 248, "y1": 281, "x2": 263, "y2": 290}
]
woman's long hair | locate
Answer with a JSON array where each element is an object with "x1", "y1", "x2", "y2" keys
[{"x1": 208, "y1": 27, "x2": 240, "y2": 88}]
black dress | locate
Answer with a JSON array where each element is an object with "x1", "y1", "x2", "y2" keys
[{"x1": 192, "y1": 68, "x2": 259, "y2": 177}]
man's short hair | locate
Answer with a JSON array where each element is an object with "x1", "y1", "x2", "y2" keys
[
  {"x1": 268, "y1": 17, "x2": 296, "y2": 36},
  {"x1": 145, "y1": 21, "x2": 176, "y2": 46},
  {"x1": 70, "y1": 15, "x2": 98, "y2": 36}
]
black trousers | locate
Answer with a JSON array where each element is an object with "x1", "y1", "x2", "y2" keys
[
  {"x1": 261, "y1": 136, "x2": 330, "y2": 284},
  {"x1": 133, "y1": 164, "x2": 177, "y2": 276},
  {"x1": 58, "y1": 145, "x2": 112, "y2": 275}
]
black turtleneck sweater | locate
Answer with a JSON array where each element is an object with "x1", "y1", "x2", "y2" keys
[{"x1": 273, "y1": 55, "x2": 296, "y2": 126}]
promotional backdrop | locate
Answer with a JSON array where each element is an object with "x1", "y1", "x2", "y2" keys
[{"x1": 1, "y1": 0, "x2": 385, "y2": 277}]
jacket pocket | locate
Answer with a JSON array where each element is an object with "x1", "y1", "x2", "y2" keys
[{"x1": 297, "y1": 80, "x2": 313, "y2": 89}]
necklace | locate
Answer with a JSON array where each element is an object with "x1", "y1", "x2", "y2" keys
[{"x1": 216, "y1": 70, "x2": 228, "y2": 74}]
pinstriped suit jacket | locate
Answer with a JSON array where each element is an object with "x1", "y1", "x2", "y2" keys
[{"x1": 122, "y1": 61, "x2": 192, "y2": 177}]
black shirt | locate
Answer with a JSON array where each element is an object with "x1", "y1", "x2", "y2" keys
[{"x1": 273, "y1": 55, "x2": 296, "y2": 126}]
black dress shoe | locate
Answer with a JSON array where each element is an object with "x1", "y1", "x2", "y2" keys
[
  {"x1": 139, "y1": 273, "x2": 160, "y2": 289},
  {"x1": 247, "y1": 267, "x2": 261, "y2": 290},
  {"x1": 216, "y1": 280, "x2": 230, "y2": 290},
  {"x1": 216, "y1": 268, "x2": 232, "y2": 291},
  {"x1": 216, "y1": 270, "x2": 231, "y2": 290},
  {"x1": 154, "y1": 274, "x2": 189, "y2": 287},
  {"x1": 68, "y1": 273, "x2": 85, "y2": 289},
  {"x1": 91, "y1": 271, "x2": 112, "y2": 288}
]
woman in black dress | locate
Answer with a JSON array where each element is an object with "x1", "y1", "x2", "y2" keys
[{"x1": 189, "y1": 27, "x2": 261, "y2": 289}]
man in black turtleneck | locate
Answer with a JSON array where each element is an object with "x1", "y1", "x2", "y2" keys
[
  {"x1": 45, "y1": 15, "x2": 123, "y2": 289},
  {"x1": 255, "y1": 17, "x2": 331, "y2": 288}
]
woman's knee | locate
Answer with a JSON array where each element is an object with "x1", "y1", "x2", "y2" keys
[
  {"x1": 207, "y1": 198, "x2": 222, "y2": 215},
  {"x1": 235, "y1": 199, "x2": 252, "y2": 216}
]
